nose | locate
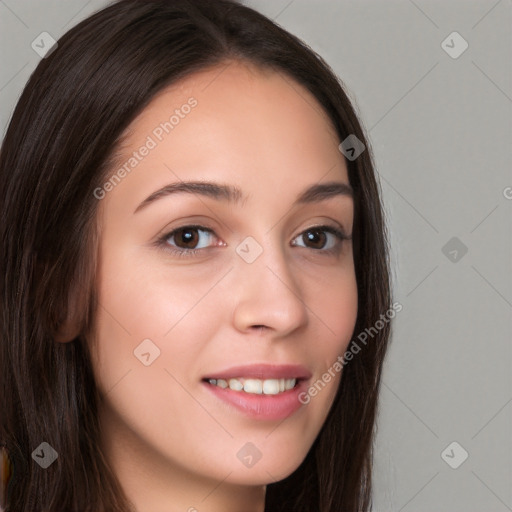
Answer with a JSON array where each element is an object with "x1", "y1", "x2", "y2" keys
[{"x1": 230, "y1": 239, "x2": 309, "y2": 338}]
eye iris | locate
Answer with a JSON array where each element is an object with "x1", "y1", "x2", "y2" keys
[
  {"x1": 175, "y1": 228, "x2": 199, "y2": 249},
  {"x1": 304, "y1": 229, "x2": 326, "y2": 249}
]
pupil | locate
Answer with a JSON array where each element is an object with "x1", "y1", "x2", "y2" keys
[
  {"x1": 305, "y1": 229, "x2": 325, "y2": 249},
  {"x1": 179, "y1": 228, "x2": 197, "y2": 248}
]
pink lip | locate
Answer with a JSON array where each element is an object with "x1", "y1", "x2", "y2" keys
[
  {"x1": 203, "y1": 363, "x2": 312, "y2": 380},
  {"x1": 202, "y1": 364, "x2": 312, "y2": 421}
]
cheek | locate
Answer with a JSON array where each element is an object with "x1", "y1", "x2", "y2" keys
[
  {"x1": 96, "y1": 251, "x2": 191, "y2": 336},
  {"x1": 320, "y1": 273, "x2": 358, "y2": 341},
  {"x1": 89, "y1": 255, "x2": 230, "y2": 472},
  {"x1": 91, "y1": 252, "x2": 222, "y2": 386},
  {"x1": 302, "y1": 266, "x2": 358, "y2": 404},
  {"x1": 306, "y1": 261, "x2": 358, "y2": 354}
]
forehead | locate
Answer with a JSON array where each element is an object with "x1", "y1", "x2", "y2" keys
[
  {"x1": 116, "y1": 59, "x2": 341, "y2": 162},
  {"x1": 97, "y1": 59, "x2": 349, "y2": 220}
]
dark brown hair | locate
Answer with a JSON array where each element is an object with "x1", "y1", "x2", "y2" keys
[{"x1": 0, "y1": 1, "x2": 392, "y2": 510}]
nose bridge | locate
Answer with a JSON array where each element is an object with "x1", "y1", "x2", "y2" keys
[
  {"x1": 235, "y1": 231, "x2": 293, "y2": 287},
  {"x1": 231, "y1": 231, "x2": 308, "y2": 334}
]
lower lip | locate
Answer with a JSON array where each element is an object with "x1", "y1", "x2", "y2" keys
[{"x1": 203, "y1": 380, "x2": 308, "y2": 421}]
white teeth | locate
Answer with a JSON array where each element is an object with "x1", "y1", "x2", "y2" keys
[
  {"x1": 285, "y1": 378, "x2": 295, "y2": 390},
  {"x1": 243, "y1": 379, "x2": 263, "y2": 394},
  {"x1": 262, "y1": 379, "x2": 280, "y2": 395},
  {"x1": 209, "y1": 377, "x2": 297, "y2": 395},
  {"x1": 228, "y1": 378, "x2": 243, "y2": 391}
]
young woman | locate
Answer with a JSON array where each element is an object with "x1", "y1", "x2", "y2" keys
[{"x1": 0, "y1": 1, "x2": 392, "y2": 510}]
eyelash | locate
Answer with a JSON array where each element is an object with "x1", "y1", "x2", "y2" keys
[{"x1": 155, "y1": 224, "x2": 351, "y2": 259}]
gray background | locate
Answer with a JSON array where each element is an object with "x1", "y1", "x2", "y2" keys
[{"x1": 1, "y1": 1, "x2": 511, "y2": 510}]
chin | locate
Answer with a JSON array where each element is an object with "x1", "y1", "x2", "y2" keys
[{"x1": 216, "y1": 447, "x2": 309, "y2": 487}]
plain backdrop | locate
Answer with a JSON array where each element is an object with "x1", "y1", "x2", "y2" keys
[{"x1": 1, "y1": 1, "x2": 511, "y2": 510}]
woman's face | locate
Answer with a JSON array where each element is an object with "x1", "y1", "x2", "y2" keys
[{"x1": 89, "y1": 60, "x2": 357, "y2": 508}]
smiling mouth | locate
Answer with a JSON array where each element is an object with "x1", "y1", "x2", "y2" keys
[{"x1": 203, "y1": 377, "x2": 300, "y2": 395}]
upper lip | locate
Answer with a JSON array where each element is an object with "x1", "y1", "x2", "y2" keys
[{"x1": 203, "y1": 363, "x2": 312, "y2": 381}]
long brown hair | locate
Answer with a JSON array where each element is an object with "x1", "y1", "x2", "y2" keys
[{"x1": 0, "y1": 1, "x2": 392, "y2": 510}]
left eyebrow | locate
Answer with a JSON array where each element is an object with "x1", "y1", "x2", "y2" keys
[{"x1": 133, "y1": 179, "x2": 353, "y2": 214}]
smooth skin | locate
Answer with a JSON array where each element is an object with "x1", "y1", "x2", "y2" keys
[{"x1": 79, "y1": 60, "x2": 357, "y2": 512}]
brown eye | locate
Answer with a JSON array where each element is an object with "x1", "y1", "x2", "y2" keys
[
  {"x1": 291, "y1": 225, "x2": 349, "y2": 254},
  {"x1": 164, "y1": 226, "x2": 216, "y2": 251}
]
